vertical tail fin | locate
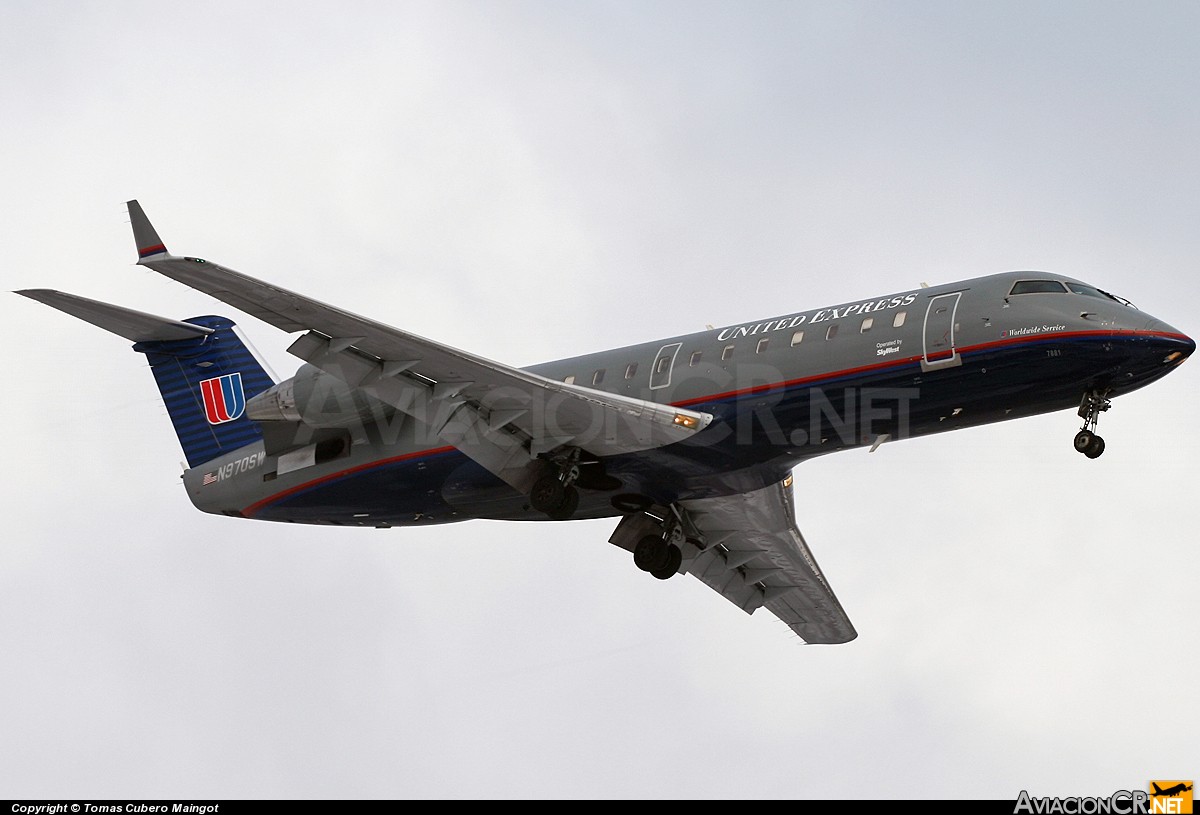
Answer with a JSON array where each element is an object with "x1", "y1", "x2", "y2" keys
[
  {"x1": 134, "y1": 316, "x2": 275, "y2": 467},
  {"x1": 15, "y1": 289, "x2": 275, "y2": 468}
]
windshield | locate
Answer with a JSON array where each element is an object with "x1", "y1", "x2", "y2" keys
[
  {"x1": 1009, "y1": 280, "x2": 1067, "y2": 295},
  {"x1": 1066, "y1": 282, "x2": 1136, "y2": 308},
  {"x1": 1008, "y1": 278, "x2": 1137, "y2": 308}
]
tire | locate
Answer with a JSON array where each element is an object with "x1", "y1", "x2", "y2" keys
[
  {"x1": 1073, "y1": 430, "x2": 1095, "y2": 454},
  {"x1": 650, "y1": 545, "x2": 683, "y2": 580},
  {"x1": 633, "y1": 534, "x2": 669, "y2": 572},
  {"x1": 530, "y1": 475, "x2": 565, "y2": 514},
  {"x1": 547, "y1": 485, "x2": 580, "y2": 520},
  {"x1": 1084, "y1": 435, "x2": 1106, "y2": 459}
]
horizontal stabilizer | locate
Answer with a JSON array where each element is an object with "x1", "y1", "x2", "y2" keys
[
  {"x1": 15, "y1": 289, "x2": 214, "y2": 342},
  {"x1": 18, "y1": 287, "x2": 274, "y2": 467}
]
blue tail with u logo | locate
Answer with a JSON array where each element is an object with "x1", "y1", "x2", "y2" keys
[
  {"x1": 134, "y1": 315, "x2": 275, "y2": 467},
  {"x1": 15, "y1": 289, "x2": 275, "y2": 468}
]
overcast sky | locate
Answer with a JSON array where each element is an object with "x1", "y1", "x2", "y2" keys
[{"x1": 3, "y1": 0, "x2": 1197, "y2": 801}]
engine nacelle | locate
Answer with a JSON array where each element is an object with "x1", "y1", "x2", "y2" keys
[{"x1": 245, "y1": 364, "x2": 393, "y2": 429}]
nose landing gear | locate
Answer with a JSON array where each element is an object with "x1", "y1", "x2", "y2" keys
[{"x1": 1074, "y1": 390, "x2": 1111, "y2": 459}]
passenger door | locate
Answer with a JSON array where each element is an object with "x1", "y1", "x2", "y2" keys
[{"x1": 921, "y1": 292, "x2": 963, "y2": 371}]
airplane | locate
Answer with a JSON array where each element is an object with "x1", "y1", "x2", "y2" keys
[
  {"x1": 15, "y1": 201, "x2": 1195, "y2": 644},
  {"x1": 1152, "y1": 783, "x2": 1193, "y2": 798}
]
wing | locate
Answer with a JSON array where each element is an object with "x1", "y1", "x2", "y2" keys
[
  {"x1": 678, "y1": 477, "x2": 856, "y2": 644},
  {"x1": 125, "y1": 201, "x2": 712, "y2": 494}
]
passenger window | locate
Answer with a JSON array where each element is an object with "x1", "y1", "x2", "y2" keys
[
  {"x1": 592, "y1": 369, "x2": 605, "y2": 386},
  {"x1": 790, "y1": 330, "x2": 804, "y2": 347},
  {"x1": 656, "y1": 356, "x2": 670, "y2": 374},
  {"x1": 756, "y1": 338, "x2": 769, "y2": 354},
  {"x1": 689, "y1": 350, "x2": 702, "y2": 366},
  {"x1": 860, "y1": 317, "x2": 873, "y2": 334},
  {"x1": 624, "y1": 363, "x2": 638, "y2": 380},
  {"x1": 721, "y1": 345, "x2": 735, "y2": 361},
  {"x1": 825, "y1": 324, "x2": 839, "y2": 340},
  {"x1": 893, "y1": 311, "x2": 906, "y2": 328},
  {"x1": 564, "y1": 375, "x2": 575, "y2": 385},
  {"x1": 1010, "y1": 280, "x2": 1068, "y2": 295}
]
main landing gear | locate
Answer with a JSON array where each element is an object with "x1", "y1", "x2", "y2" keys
[
  {"x1": 608, "y1": 502, "x2": 697, "y2": 581},
  {"x1": 633, "y1": 505, "x2": 694, "y2": 580},
  {"x1": 528, "y1": 449, "x2": 624, "y2": 520},
  {"x1": 529, "y1": 448, "x2": 582, "y2": 520},
  {"x1": 634, "y1": 533, "x2": 683, "y2": 580},
  {"x1": 1074, "y1": 390, "x2": 1111, "y2": 459}
]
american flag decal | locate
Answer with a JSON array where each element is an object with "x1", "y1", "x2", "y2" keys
[
  {"x1": 199, "y1": 372, "x2": 246, "y2": 424},
  {"x1": 202, "y1": 472, "x2": 218, "y2": 486}
]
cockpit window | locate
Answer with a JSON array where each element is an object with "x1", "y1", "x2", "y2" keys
[
  {"x1": 1009, "y1": 280, "x2": 1068, "y2": 295},
  {"x1": 1067, "y1": 282, "x2": 1114, "y2": 300},
  {"x1": 1067, "y1": 282, "x2": 1134, "y2": 307}
]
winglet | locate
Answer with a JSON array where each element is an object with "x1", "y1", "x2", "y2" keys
[{"x1": 127, "y1": 199, "x2": 168, "y2": 260}]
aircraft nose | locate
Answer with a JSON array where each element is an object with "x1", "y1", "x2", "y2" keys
[{"x1": 1144, "y1": 317, "x2": 1195, "y2": 363}]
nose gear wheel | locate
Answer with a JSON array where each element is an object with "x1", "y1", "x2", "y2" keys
[{"x1": 1074, "y1": 391, "x2": 1111, "y2": 458}]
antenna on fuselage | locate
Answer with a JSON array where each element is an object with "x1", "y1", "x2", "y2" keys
[{"x1": 920, "y1": 282, "x2": 929, "y2": 288}]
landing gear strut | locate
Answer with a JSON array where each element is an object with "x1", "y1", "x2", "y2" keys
[
  {"x1": 1074, "y1": 390, "x2": 1111, "y2": 459},
  {"x1": 529, "y1": 448, "x2": 582, "y2": 520}
]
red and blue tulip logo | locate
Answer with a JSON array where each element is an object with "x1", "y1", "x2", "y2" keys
[{"x1": 200, "y1": 373, "x2": 246, "y2": 424}]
